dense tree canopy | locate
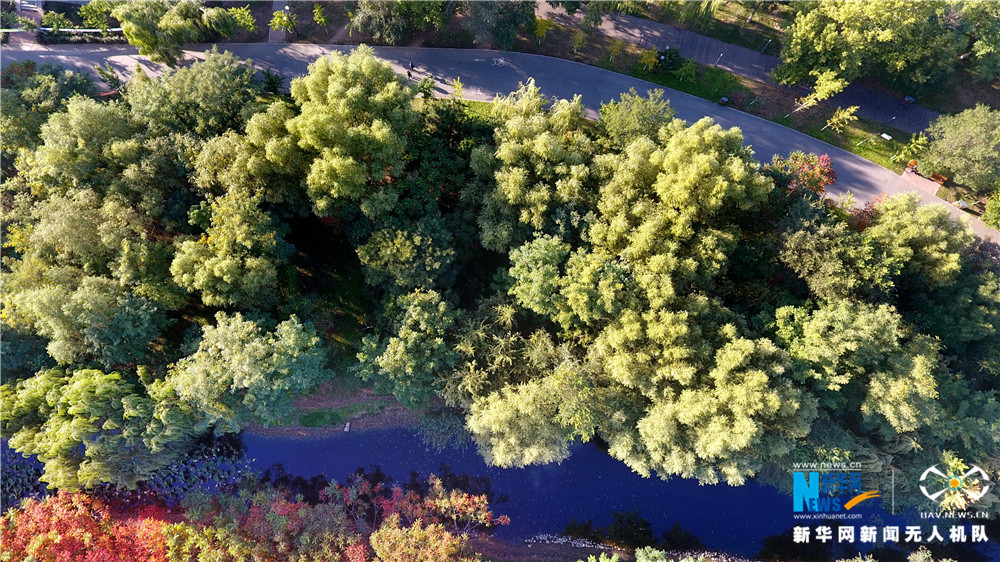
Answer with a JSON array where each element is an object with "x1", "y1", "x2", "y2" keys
[
  {"x1": 0, "y1": 367, "x2": 197, "y2": 489},
  {"x1": 1, "y1": 49, "x2": 997, "y2": 514},
  {"x1": 286, "y1": 45, "x2": 420, "y2": 218},
  {"x1": 170, "y1": 189, "x2": 293, "y2": 307},
  {"x1": 774, "y1": 1, "x2": 988, "y2": 96},
  {"x1": 925, "y1": 104, "x2": 1000, "y2": 196},
  {"x1": 0, "y1": 61, "x2": 95, "y2": 176},
  {"x1": 125, "y1": 48, "x2": 258, "y2": 139},
  {"x1": 101, "y1": 0, "x2": 255, "y2": 66},
  {"x1": 166, "y1": 312, "x2": 328, "y2": 432}
]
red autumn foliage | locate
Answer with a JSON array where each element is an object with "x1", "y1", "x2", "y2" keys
[
  {"x1": 764, "y1": 152, "x2": 838, "y2": 195},
  {"x1": 0, "y1": 491, "x2": 170, "y2": 562},
  {"x1": 331, "y1": 473, "x2": 509, "y2": 535},
  {"x1": 849, "y1": 193, "x2": 887, "y2": 231},
  {"x1": 1, "y1": 473, "x2": 507, "y2": 562}
]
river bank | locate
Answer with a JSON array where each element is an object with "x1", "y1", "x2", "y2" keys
[{"x1": 245, "y1": 380, "x2": 421, "y2": 437}]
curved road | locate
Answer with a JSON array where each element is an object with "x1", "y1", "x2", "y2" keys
[{"x1": 4, "y1": 42, "x2": 996, "y2": 241}]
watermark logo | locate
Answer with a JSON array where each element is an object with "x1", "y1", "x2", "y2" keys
[
  {"x1": 920, "y1": 465, "x2": 991, "y2": 505},
  {"x1": 792, "y1": 465, "x2": 880, "y2": 516}
]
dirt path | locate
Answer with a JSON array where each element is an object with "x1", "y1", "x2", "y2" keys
[{"x1": 244, "y1": 381, "x2": 420, "y2": 438}]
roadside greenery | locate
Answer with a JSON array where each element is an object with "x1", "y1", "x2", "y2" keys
[
  {"x1": 2, "y1": 48, "x2": 998, "y2": 520},
  {"x1": 776, "y1": 1, "x2": 1000, "y2": 96}
]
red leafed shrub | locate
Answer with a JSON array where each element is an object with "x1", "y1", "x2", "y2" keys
[
  {"x1": 0, "y1": 491, "x2": 169, "y2": 562},
  {"x1": 764, "y1": 152, "x2": 837, "y2": 195},
  {"x1": 0, "y1": 60, "x2": 36, "y2": 88},
  {"x1": 344, "y1": 542, "x2": 369, "y2": 562},
  {"x1": 1, "y1": 472, "x2": 507, "y2": 562},
  {"x1": 332, "y1": 471, "x2": 509, "y2": 536},
  {"x1": 849, "y1": 193, "x2": 887, "y2": 231}
]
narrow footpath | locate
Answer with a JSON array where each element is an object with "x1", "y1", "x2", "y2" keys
[{"x1": 267, "y1": 0, "x2": 287, "y2": 44}]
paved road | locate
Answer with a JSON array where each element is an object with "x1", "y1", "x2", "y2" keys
[
  {"x1": 2, "y1": 42, "x2": 995, "y2": 241},
  {"x1": 536, "y1": 3, "x2": 941, "y2": 135},
  {"x1": 537, "y1": 3, "x2": 940, "y2": 134}
]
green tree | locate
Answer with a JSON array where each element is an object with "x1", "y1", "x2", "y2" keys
[
  {"x1": 984, "y1": 196, "x2": 1000, "y2": 229},
  {"x1": 775, "y1": 1, "x2": 965, "y2": 95},
  {"x1": 0, "y1": 367, "x2": 198, "y2": 489},
  {"x1": 78, "y1": 0, "x2": 124, "y2": 34},
  {"x1": 958, "y1": 1, "x2": 1000, "y2": 82},
  {"x1": 779, "y1": 198, "x2": 895, "y2": 301},
  {"x1": 83, "y1": 293, "x2": 168, "y2": 369},
  {"x1": 864, "y1": 193, "x2": 975, "y2": 289},
  {"x1": 26, "y1": 97, "x2": 140, "y2": 193},
  {"x1": 477, "y1": 80, "x2": 596, "y2": 252},
  {"x1": 775, "y1": 300, "x2": 940, "y2": 432},
  {"x1": 28, "y1": 189, "x2": 144, "y2": 274},
  {"x1": 466, "y1": 354, "x2": 604, "y2": 468},
  {"x1": 534, "y1": 18, "x2": 555, "y2": 46},
  {"x1": 286, "y1": 46, "x2": 419, "y2": 217},
  {"x1": 313, "y1": 3, "x2": 328, "y2": 27},
  {"x1": 925, "y1": 104, "x2": 1000, "y2": 195},
  {"x1": 269, "y1": 8, "x2": 297, "y2": 36},
  {"x1": 674, "y1": 0, "x2": 723, "y2": 29},
  {"x1": 166, "y1": 312, "x2": 328, "y2": 432},
  {"x1": 907, "y1": 261, "x2": 1000, "y2": 362},
  {"x1": 821, "y1": 105, "x2": 859, "y2": 132},
  {"x1": 170, "y1": 189, "x2": 293, "y2": 308},
  {"x1": 112, "y1": 0, "x2": 255, "y2": 66},
  {"x1": 349, "y1": 0, "x2": 448, "y2": 44},
  {"x1": 356, "y1": 216, "x2": 458, "y2": 292},
  {"x1": 369, "y1": 514, "x2": 473, "y2": 562},
  {"x1": 0, "y1": 61, "x2": 96, "y2": 167},
  {"x1": 193, "y1": 101, "x2": 308, "y2": 206},
  {"x1": 461, "y1": 0, "x2": 535, "y2": 49},
  {"x1": 40, "y1": 11, "x2": 72, "y2": 34},
  {"x1": 112, "y1": 235, "x2": 189, "y2": 310},
  {"x1": 471, "y1": 117, "x2": 814, "y2": 485},
  {"x1": 0, "y1": 322, "x2": 53, "y2": 381},
  {"x1": 125, "y1": 48, "x2": 258, "y2": 139},
  {"x1": 632, "y1": 337, "x2": 817, "y2": 484},
  {"x1": 3, "y1": 274, "x2": 165, "y2": 367},
  {"x1": 358, "y1": 289, "x2": 460, "y2": 408},
  {"x1": 598, "y1": 88, "x2": 675, "y2": 148},
  {"x1": 508, "y1": 236, "x2": 626, "y2": 336}
]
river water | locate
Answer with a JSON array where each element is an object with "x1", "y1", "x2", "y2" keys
[{"x1": 242, "y1": 427, "x2": 927, "y2": 559}]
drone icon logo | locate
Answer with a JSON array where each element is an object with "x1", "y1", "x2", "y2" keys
[{"x1": 919, "y1": 464, "x2": 991, "y2": 503}]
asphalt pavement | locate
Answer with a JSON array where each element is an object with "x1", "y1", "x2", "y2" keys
[
  {"x1": 2, "y1": 42, "x2": 995, "y2": 241},
  {"x1": 536, "y1": 3, "x2": 941, "y2": 134}
]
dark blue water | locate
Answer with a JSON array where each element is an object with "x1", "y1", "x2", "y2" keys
[{"x1": 242, "y1": 428, "x2": 947, "y2": 559}]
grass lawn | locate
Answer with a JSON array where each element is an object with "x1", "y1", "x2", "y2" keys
[
  {"x1": 289, "y1": 401, "x2": 391, "y2": 428},
  {"x1": 918, "y1": 70, "x2": 1000, "y2": 114}
]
